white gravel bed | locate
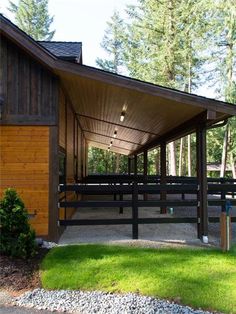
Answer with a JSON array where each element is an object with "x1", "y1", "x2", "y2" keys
[{"x1": 14, "y1": 289, "x2": 217, "y2": 314}]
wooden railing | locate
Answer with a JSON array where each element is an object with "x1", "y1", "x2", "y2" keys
[{"x1": 58, "y1": 175, "x2": 236, "y2": 239}]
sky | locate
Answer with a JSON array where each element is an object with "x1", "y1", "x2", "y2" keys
[
  {"x1": 0, "y1": 0, "x2": 215, "y2": 98},
  {"x1": 0, "y1": 0, "x2": 137, "y2": 66}
]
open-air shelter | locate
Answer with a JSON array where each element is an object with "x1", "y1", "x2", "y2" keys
[{"x1": 0, "y1": 14, "x2": 236, "y2": 242}]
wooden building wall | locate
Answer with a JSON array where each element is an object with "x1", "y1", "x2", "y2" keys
[
  {"x1": 0, "y1": 126, "x2": 49, "y2": 235},
  {"x1": 58, "y1": 88, "x2": 86, "y2": 219},
  {"x1": 0, "y1": 34, "x2": 87, "y2": 240},
  {"x1": 0, "y1": 35, "x2": 59, "y2": 240}
]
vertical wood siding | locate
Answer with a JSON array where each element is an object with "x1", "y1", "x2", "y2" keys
[
  {"x1": 0, "y1": 35, "x2": 58, "y2": 125},
  {"x1": 0, "y1": 126, "x2": 49, "y2": 236}
]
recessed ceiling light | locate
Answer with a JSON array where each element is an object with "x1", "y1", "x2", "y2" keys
[{"x1": 120, "y1": 111, "x2": 125, "y2": 122}]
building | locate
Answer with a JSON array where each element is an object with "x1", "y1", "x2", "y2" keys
[{"x1": 1, "y1": 14, "x2": 236, "y2": 242}]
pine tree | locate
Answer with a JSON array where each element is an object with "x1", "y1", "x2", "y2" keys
[
  {"x1": 96, "y1": 10, "x2": 126, "y2": 74},
  {"x1": 8, "y1": 0, "x2": 55, "y2": 40}
]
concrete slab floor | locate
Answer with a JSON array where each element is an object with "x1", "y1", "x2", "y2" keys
[{"x1": 59, "y1": 207, "x2": 221, "y2": 247}]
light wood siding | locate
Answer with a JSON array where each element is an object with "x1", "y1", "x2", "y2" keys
[{"x1": 0, "y1": 126, "x2": 49, "y2": 236}]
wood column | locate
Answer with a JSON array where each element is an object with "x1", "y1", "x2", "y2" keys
[
  {"x1": 196, "y1": 125, "x2": 208, "y2": 241},
  {"x1": 160, "y1": 142, "x2": 167, "y2": 214},
  {"x1": 143, "y1": 150, "x2": 148, "y2": 200},
  {"x1": 132, "y1": 154, "x2": 138, "y2": 238},
  {"x1": 49, "y1": 126, "x2": 59, "y2": 242},
  {"x1": 134, "y1": 155, "x2": 138, "y2": 177}
]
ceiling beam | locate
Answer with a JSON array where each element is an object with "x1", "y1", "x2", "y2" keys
[
  {"x1": 87, "y1": 139, "x2": 131, "y2": 152},
  {"x1": 84, "y1": 129, "x2": 142, "y2": 146},
  {"x1": 77, "y1": 114, "x2": 158, "y2": 136},
  {"x1": 130, "y1": 112, "x2": 207, "y2": 156}
]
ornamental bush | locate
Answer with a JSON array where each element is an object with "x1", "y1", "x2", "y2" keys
[{"x1": 0, "y1": 188, "x2": 36, "y2": 258}]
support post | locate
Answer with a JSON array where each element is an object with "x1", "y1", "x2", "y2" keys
[
  {"x1": 196, "y1": 125, "x2": 208, "y2": 242},
  {"x1": 160, "y1": 142, "x2": 167, "y2": 214},
  {"x1": 134, "y1": 155, "x2": 138, "y2": 177},
  {"x1": 119, "y1": 182, "x2": 123, "y2": 214},
  {"x1": 143, "y1": 150, "x2": 148, "y2": 200},
  {"x1": 132, "y1": 180, "x2": 138, "y2": 239}
]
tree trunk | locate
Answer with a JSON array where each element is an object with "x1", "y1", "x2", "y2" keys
[
  {"x1": 230, "y1": 152, "x2": 236, "y2": 179},
  {"x1": 169, "y1": 141, "x2": 176, "y2": 176},
  {"x1": 115, "y1": 153, "x2": 120, "y2": 174},
  {"x1": 220, "y1": 123, "x2": 229, "y2": 177},
  {"x1": 187, "y1": 134, "x2": 192, "y2": 177},
  {"x1": 179, "y1": 138, "x2": 183, "y2": 176}
]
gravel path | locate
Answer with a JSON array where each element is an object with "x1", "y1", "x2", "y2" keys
[{"x1": 14, "y1": 289, "x2": 218, "y2": 314}]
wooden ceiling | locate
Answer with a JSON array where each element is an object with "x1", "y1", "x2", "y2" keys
[
  {"x1": 2, "y1": 14, "x2": 236, "y2": 156},
  {"x1": 56, "y1": 67, "x2": 233, "y2": 155}
]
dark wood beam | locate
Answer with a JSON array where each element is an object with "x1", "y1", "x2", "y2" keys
[
  {"x1": 160, "y1": 142, "x2": 167, "y2": 214},
  {"x1": 83, "y1": 129, "x2": 142, "y2": 146},
  {"x1": 77, "y1": 114, "x2": 158, "y2": 136},
  {"x1": 130, "y1": 112, "x2": 207, "y2": 156},
  {"x1": 143, "y1": 150, "x2": 148, "y2": 201},
  {"x1": 87, "y1": 139, "x2": 131, "y2": 152},
  {"x1": 134, "y1": 155, "x2": 138, "y2": 176},
  {"x1": 196, "y1": 124, "x2": 208, "y2": 241}
]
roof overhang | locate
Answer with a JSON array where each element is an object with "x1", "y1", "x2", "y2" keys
[{"x1": 1, "y1": 14, "x2": 236, "y2": 156}]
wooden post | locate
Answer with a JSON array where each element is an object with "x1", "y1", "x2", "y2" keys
[
  {"x1": 143, "y1": 150, "x2": 148, "y2": 201},
  {"x1": 132, "y1": 180, "x2": 138, "y2": 239},
  {"x1": 119, "y1": 182, "x2": 123, "y2": 214},
  {"x1": 160, "y1": 142, "x2": 167, "y2": 214},
  {"x1": 220, "y1": 212, "x2": 231, "y2": 251},
  {"x1": 196, "y1": 125, "x2": 208, "y2": 242},
  {"x1": 134, "y1": 155, "x2": 138, "y2": 177}
]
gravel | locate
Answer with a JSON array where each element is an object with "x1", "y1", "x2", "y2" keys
[{"x1": 14, "y1": 289, "x2": 217, "y2": 314}]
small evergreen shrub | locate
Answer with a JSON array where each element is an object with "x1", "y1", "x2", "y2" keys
[{"x1": 0, "y1": 188, "x2": 36, "y2": 258}]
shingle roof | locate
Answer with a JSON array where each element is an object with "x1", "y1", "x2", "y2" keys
[{"x1": 38, "y1": 41, "x2": 82, "y2": 62}]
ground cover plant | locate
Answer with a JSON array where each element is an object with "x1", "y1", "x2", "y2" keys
[{"x1": 41, "y1": 244, "x2": 236, "y2": 313}]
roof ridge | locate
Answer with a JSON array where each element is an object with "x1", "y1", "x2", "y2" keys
[{"x1": 38, "y1": 41, "x2": 82, "y2": 44}]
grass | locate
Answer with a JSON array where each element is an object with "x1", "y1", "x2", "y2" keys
[{"x1": 41, "y1": 244, "x2": 236, "y2": 313}]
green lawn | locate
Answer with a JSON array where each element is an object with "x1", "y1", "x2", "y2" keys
[{"x1": 41, "y1": 244, "x2": 236, "y2": 313}]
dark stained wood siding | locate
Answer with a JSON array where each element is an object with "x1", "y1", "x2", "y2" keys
[
  {"x1": 58, "y1": 89, "x2": 84, "y2": 219},
  {"x1": 59, "y1": 89, "x2": 66, "y2": 149},
  {"x1": 66, "y1": 104, "x2": 74, "y2": 182},
  {"x1": 0, "y1": 35, "x2": 58, "y2": 125}
]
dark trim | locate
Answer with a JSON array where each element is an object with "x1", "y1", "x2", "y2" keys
[
  {"x1": 131, "y1": 112, "x2": 207, "y2": 156},
  {"x1": 0, "y1": 120, "x2": 57, "y2": 126},
  {"x1": 87, "y1": 139, "x2": 131, "y2": 152},
  {"x1": 48, "y1": 126, "x2": 59, "y2": 242},
  {"x1": 84, "y1": 129, "x2": 142, "y2": 146},
  {"x1": 78, "y1": 114, "x2": 158, "y2": 135},
  {"x1": 59, "y1": 217, "x2": 236, "y2": 226},
  {"x1": 196, "y1": 124, "x2": 208, "y2": 238}
]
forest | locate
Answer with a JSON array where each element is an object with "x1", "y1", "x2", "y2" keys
[{"x1": 88, "y1": 0, "x2": 236, "y2": 178}]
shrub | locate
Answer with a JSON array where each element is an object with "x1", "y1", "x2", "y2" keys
[{"x1": 0, "y1": 188, "x2": 36, "y2": 258}]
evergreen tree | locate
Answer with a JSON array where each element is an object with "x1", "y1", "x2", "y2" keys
[
  {"x1": 8, "y1": 0, "x2": 55, "y2": 40},
  {"x1": 96, "y1": 10, "x2": 126, "y2": 74}
]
